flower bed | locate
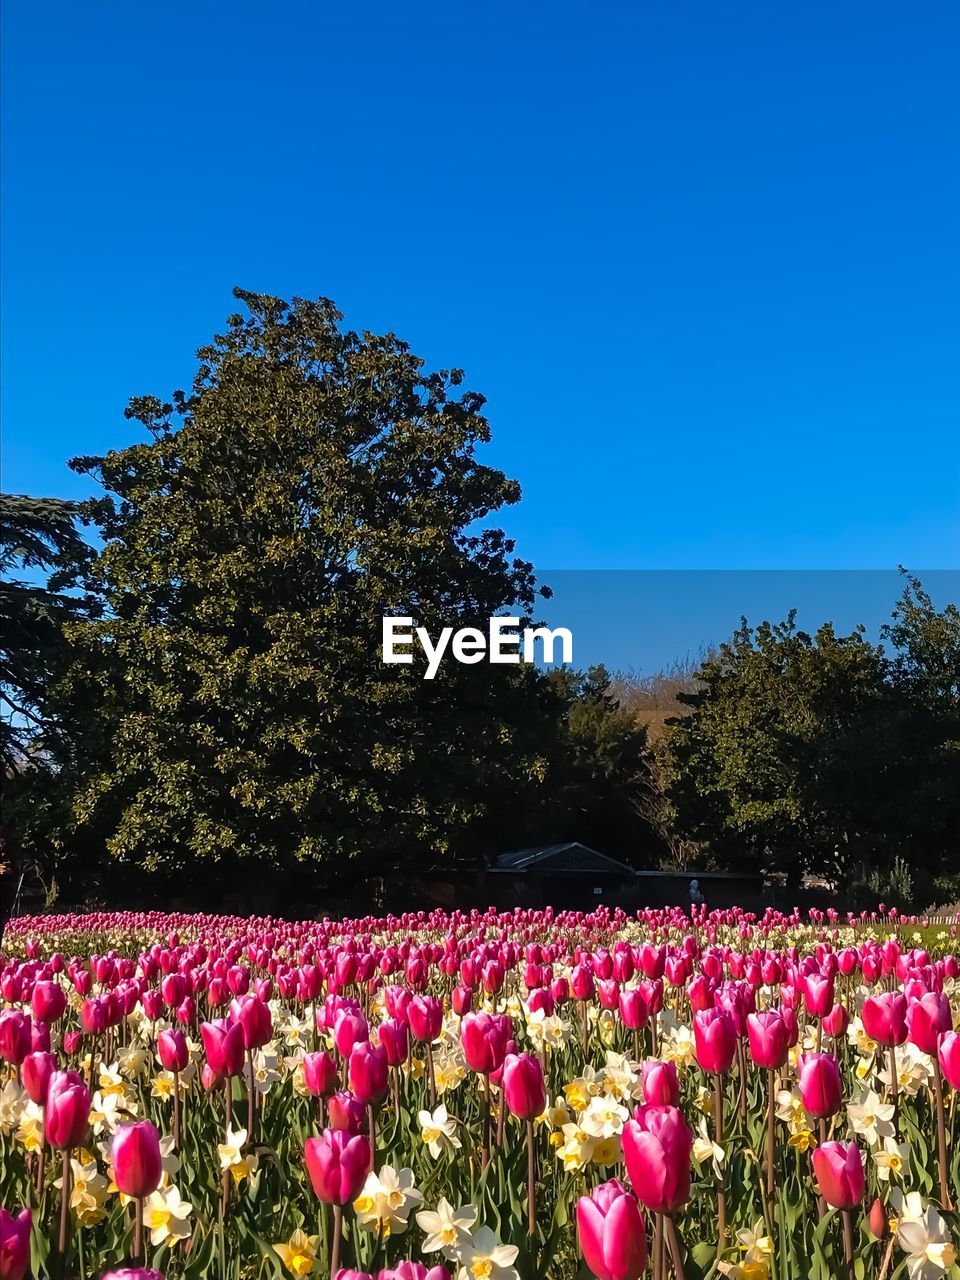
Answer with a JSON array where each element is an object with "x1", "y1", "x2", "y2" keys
[{"x1": 1, "y1": 905, "x2": 958, "y2": 1279}]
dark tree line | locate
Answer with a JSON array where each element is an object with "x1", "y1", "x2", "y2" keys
[{"x1": 3, "y1": 290, "x2": 957, "y2": 911}]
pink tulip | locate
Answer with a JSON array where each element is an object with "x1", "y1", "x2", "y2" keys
[
  {"x1": 407, "y1": 996, "x2": 443, "y2": 1043},
  {"x1": 802, "y1": 973, "x2": 835, "y2": 1018},
  {"x1": 822, "y1": 1003, "x2": 850, "y2": 1038},
  {"x1": 797, "y1": 1053, "x2": 843, "y2": 1119},
  {"x1": 0, "y1": 1010, "x2": 31, "y2": 1065},
  {"x1": 747, "y1": 1009, "x2": 790, "y2": 1070},
  {"x1": 939, "y1": 1031, "x2": 960, "y2": 1089},
  {"x1": 304, "y1": 1129, "x2": 371, "y2": 1204},
  {"x1": 861, "y1": 993, "x2": 908, "y2": 1047},
  {"x1": 112, "y1": 1121, "x2": 163, "y2": 1198},
  {"x1": 812, "y1": 1141, "x2": 864, "y2": 1209},
  {"x1": 31, "y1": 980, "x2": 66, "y2": 1024},
  {"x1": 502, "y1": 1053, "x2": 546, "y2": 1120},
  {"x1": 157, "y1": 1028, "x2": 189, "y2": 1073},
  {"x1": 577, "y1": 1179, "x2": 647, "y2": 1280},
  {"x1": 461, "y1": 1012, "x2": 511, "y2": 1075},
  {"x1": 0, "y1": 1206, "x2": 32, "y2": 1280},
  {"x1": 200, "y1": 1019, "x2": 245, "y2": 1077},
  {"x1": 622, "y1": 1105, "x2": 692, "y2": 1213},
  {"x1": 21, "y1": 1051, "x2": 56, "y2": 1105},
  {"x1": 303, "y1": 1050, "x2": 338, "y2": 1097},
  {"x1": 618, "y1": 988, "x2": 648, "y2": 1030},
  {"x1": 236, "y1": 996, "x2": 272, "y2": 1050},
  {"x1": 641, "y1": 1059, "x2": 679, "y2": 1107},
  {"x1": 45, "y1": 1070, "x2": 91, "y2": 1148},
  {"x1": 348, "y1": 1042, "x2": 389, "y2": 1105},
  {"x1": 693, "y1": 1006, "x2": 737, "y2": 1074},
  {"x1": 327, "y1": 1091, "x2": 367, "y2": 1133},
  {"x1": 906, "y1": 992, "x2": 951, "y2": 1056},
  {"x1": 334, "y1": 1011, "x2": 369, "y2": 1057}
]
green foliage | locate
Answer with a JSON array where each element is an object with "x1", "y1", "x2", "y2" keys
[
  {"x1": 545, "y1": 664, "x2": 655, "y2": 860},
  {"x1": 0, "y1": 493, "x2": 94, "y2": 773},
  {"x1": 33, "y1": 290, "x2": 573, "y2": 886},
  {"x1": 659, "y1": 576, "x2": 960, "y2": 894},
  {"x1": 14, "y1": 290, "x2": 656, "y2": 897}
]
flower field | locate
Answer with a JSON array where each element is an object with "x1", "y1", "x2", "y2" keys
[{"x1": 1, "y1": 906, "x2": 959, "y2": 1280}]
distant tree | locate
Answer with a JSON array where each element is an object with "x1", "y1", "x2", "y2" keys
[
  {"x1": 659, "y1": 615, "x2": 897, "y2": 886},
  {"x1": 0, "y1": 494, "x2": 94, "y2": 773},
  {"x1": 658, "y1": 580, "x2": 960, "y2": 895},
  {"x1": 544, "y1": 665, "x2": 658, "y2": 862},
  {"x1": 38, "y1": 289, "x2": 563, "y2": 894}
]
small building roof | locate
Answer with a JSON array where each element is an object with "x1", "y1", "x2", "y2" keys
[{"x1": 494, "y1": 843, "x2": 635, "y2": 874}]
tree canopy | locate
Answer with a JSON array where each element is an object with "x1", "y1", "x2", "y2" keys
[
  {"x1": 0, "y1": 494, "x2": 94, "y2": 774},
  {"x1": 658, "y1": 577, "x2": 960, "y2": 901}
]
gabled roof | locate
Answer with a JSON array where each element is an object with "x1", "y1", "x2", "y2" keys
[{"x1": 494, "y1": 843, "x2": 634, "y2": 874}]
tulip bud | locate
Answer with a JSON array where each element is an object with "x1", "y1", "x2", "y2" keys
[
  {"x1": 31, "y1": 980, "x2": 67, "y2": 1024},
  {"x1": 236, "y1": 996, "x2": 272, "y2": 1050},
  {"x1": 906, "y1": 992, "x2": 952, "y2": 1057},
  {"x1": 939, "y1": 1031, "x2": 960, "y2": 1089},
  {"x1": 867, "y1": 1197, "x2": 888, "y2": 1240},
  {"x1": 461, "y1": 1013, "x2": 511, "y2": 1076},
  {"x1": 746, "y1": 1009, "x2": 790, "y2": 1070},
  {"x1": 618, "y1": 988, "x2": 648, "y2": 1031},
  {"x1": 200, "y1": 1019, "x2": 245, "y2": 1078},
  {"x1": 376, "y1": 1019, "x2": 409, "y2": 1068},
  {"x1": 407, "y1": 996, "x2": 443, "y2": 1044},
  {"x1": 861, "y1": 993, "x2": 908, "y2": 1047},
  {"x1": 334, "y1": 1011, "x2": 369, "y2": 1057},
  {"x1": 327, "y1": 1091, "x2": 367, "y2": 1134}
]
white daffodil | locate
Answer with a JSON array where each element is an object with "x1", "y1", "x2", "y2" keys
[
  {"x1": 144, "y1": 1183, "x2": 193, "y2": 1247},
  {"x1": 873, "y1": 1135, "x2": 910, "y2": 1182},
  {"x1": 847, "y1": 1087, "x2": 895, "y2": 1146},
  {"x1": 0, "y1": 1080, "x2": 25, "y2": 1134},
  {"x1": 692, "y1": 1115, "x2": 725, "y2": 1179},
  {"x1": 580, "y1": 1093, "x2": 629, "y2": 1139},
  {"x1": 217, "y1": 1125, "x2": 258, "y2": 1184},
  {"x1": 418, "y1": 1104, "x2": 461, "y2": 1158},
  {"x1": 897, "y1": 1203, "x2": 957, "y2": 1279},
  {"x1": 89, "y1": 1089, "x2": 137, "y2": 1135},
  {"x1": 416, "y1": 1197, "x2": 478, "y2": 1255},
  {"x1": 353, "y1": 1165, "x2": 422, "y2": 1237},
  {"x1": 455, "y1": 1225, "x2": 520, "y2": 1280}
]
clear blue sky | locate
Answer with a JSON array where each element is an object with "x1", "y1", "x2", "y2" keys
[{"x1": 3, "y1": 2, "x2": 958, "y2": 589}]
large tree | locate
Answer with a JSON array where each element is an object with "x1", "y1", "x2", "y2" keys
[
  {"x1": 43, "y1": 289, "x2": 566, "y2": 894},
  {"x1": 659, "y1": 581, "x2": 960, "y2": 895}
]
